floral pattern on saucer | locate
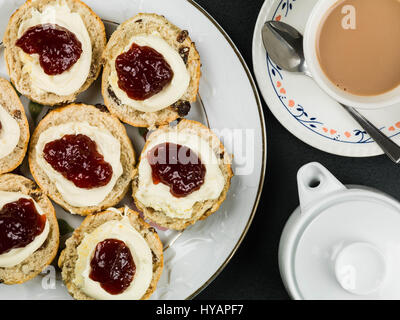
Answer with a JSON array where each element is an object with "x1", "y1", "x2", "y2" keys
[{"x1": 267, "y1": 55, "x2": 380, "y2": 144}]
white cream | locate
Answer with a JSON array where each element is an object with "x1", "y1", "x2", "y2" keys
[
  {"x1": 0, "y1": 191, "x2": 49, "y2": 268},
  {"x1": 74, "y1": 216, "x2": 153, "y2": 300},
  {"x1": 0, "y1": 104, "x2": 20, "y2": 159},
  {"x1": 109, "y1": 34, "x2": 190, "y2": 113},
  {"x1": 35, "y1": 122, "x2": 123, "y2": 208},
  {"x1": 17, "y1": 0, "x2": 92, "y2": 96},
  {"x1": 135, "y1": 129, "x2": 225, "y2": 219}
]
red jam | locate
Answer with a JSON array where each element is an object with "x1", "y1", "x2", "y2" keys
[
  {"x1": 0, "y1": 198, "x2": 46, "y2": 255},
  {"x1": 147, "y1": 143, "x2": 206, "y2": 198},
  {"x1": 115, "y1": 42, "x2": 174, "y2": 100},
  {"x1": 43, "y1": 134, "x2": 113, "y2": 189},
  {"x1": 89, "y1": 239, "x2": 136, "y2": 295},
  {"x1": 16, "y1": 23, "x2": 82, "y2": 75}
]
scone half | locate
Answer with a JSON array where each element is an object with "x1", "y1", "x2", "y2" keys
[
  {"x1": 58, "y1": 207, "x2": 164, "y2": 300},
  {"x1": 0, "y1": 78, "x2": 30, "y2": 174},
  {"x1": 102, "y1": 13, "x2": 201, "y2": 128},
  {"x1": 3, "y1": 0, "x2": 106, "y2": 106},
  {"x1": 132, "y1": 119, "x2": 233, "y2": 230},
  {"x1": 0, "y1": 174, "x2": 59, "y2": 285},
  {"x1": 29, "y1": 104, "x2": 135, "y2": 216}
]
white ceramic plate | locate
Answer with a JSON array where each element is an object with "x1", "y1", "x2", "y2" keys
[
  {"x1": 0, "y1": 0, "x2": 266, "y2": 300},
  {"x1": 253, "y1": 0, "x2": 400, "y2": 157}
]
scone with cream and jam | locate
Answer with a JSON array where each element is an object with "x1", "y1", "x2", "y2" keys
[
  {"x1": 102, "y1": 13, "x2": 201, "y2": 128},
  {"x1": 132, "y1": 120, "x2": 233, "y2": 230},
  {"x1": 0, "y1": 78, "x2": 30, "y2": 175},
  {"x1": 0, "y1": 174, "x2": 59, "y2": 284},
  {"x1": 59, "y1": 207, "x2": 163, "y2": 300},
  {"x1": 3, "y1": 0, "x2": 106, "y2": 106},
  {"x1": 29, "y1": 104, "x2": 135, "y2": 215}
]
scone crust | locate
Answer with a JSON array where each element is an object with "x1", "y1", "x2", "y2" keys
[
  {"x1": 58, "y1": 208, "x2": 164, "y2": 300},
  {"x1": 102, "y1": 13, "x2": 201, "y2": 128},
  {"x1": 28, "y1": 104, "x2": 135, "y2": 216},
  {"x1": 0, "y1": 78, "x2": 30, "y2": 175},
  {"x1": 132, "y1": 119, "x2": 233, "y2": 230},
  {"x1": 3, "y1": 0, "x2": 106, "y2": 106},
  {"x1": 0, "y1": 174, "x2": 59, "y2": 285}
]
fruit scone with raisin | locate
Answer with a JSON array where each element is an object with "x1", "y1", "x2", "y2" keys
[
  {"x1": 59, "y1": 207, "x2": 163, "y2": 300},
  {"x1": 3, "y1": 0, "x2": 106, "y2": 106},
  {"x1": 102, "y1": 13, "x2": 201, "y2": 128},
  {"x1": 29, "y1": 104, "x2": 135, "y2": 215},
  {"x1": 132, "y1": 120, "x2": 233, "y2": 230},
  {"x1": 0, "y1": 174, "x2": 59, "y2": 285},
  {"x1": 0, "y1": 78, "x2": 30, "y2": 175}
]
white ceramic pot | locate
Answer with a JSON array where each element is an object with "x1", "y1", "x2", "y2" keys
[{"x1": 279, "y1": 162, "x2": 400, "y2": 300}]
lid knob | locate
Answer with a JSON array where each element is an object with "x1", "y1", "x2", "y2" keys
[{"x1": 334, "y1": 242, "x2": 387, "y2": 296}]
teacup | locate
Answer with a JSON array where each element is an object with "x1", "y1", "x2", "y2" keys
[{"x1": 303, "y1": 0, "x2": 400, "y2": 109}]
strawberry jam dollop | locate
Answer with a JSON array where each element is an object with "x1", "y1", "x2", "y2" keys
[
  {"x1": 89, "y1": 239, "x2": 136, "y2": 295},
  {"x1": 115, "y1": 42, "x2": 174, "y2": 100},
  {"x1": 16, "y1": 23, "x2": 82, "y2": 75},
  {"x1": 147, "y1": 143, "x2": 206, "y2": 198},
  {"x1": 0, "y1": 198, "x2": 46, "y2": 255},
  {"x1": 43, "y1": 134, "x2": 113, "y2": 189}
]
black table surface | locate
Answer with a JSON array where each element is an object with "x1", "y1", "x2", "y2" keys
[{"x1": 194, "y1": 0, "x2": 399, "y2": 300}]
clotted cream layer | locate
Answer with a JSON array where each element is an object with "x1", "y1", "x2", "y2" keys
[
  {"x1": 73, "y1": 216, "x2": 153, "y2": 300},
  {"x1": 35, "y1": 122, "x2": 123, "y2": 208},
  {"x1": 109, "y1": 34, "x2": 190, "y2": 113},
  {"x1": 0, "y1": 104, "x2": 20, "y2": 159},
  {"x1": 0, "y1": 191, "x2": 49, "y2": 268},
  {"x1": 135, "y1": 128, "x2": 225, "y2": 219},
  {"x1": 17, "y1": 0, "x2": 92, "y2": 96}
]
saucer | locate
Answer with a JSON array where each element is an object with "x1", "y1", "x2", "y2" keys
[{"x1": 252, "y1": 0, "x2": 400, "y2": 157}]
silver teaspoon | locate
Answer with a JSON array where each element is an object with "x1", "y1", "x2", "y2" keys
[{"x1": 262, "y1": 20, "x2": 400, "y2": 163}]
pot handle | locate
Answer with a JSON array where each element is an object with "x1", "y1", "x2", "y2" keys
[{"x1": 297, "y1": 162, "x2": 346, "y2": 213}]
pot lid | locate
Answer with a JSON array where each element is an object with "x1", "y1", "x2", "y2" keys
[{"x1": 280, "y1": 162, "x2": 400, "y2": 300}]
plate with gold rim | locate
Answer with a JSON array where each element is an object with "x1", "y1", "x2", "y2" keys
[{"x1": 0, "y1": 0, "x2": 266, "y2": 300}]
